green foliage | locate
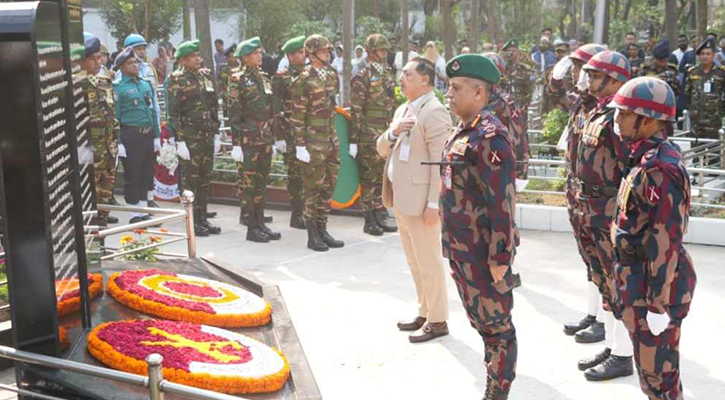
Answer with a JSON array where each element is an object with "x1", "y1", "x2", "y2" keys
[
  {"x1": 395, "y1": 86, "x2": 447, "y2": 109},
  {"x1": 355, "y1": 16, "x2": 391, "y2": 46},
  {"x1": 284, "y1": 20, "x2": 336, "y2": 44},
  {"x1": 99, "y1": 0, "x2": 182, "y2": 45},
  {"x1": 244, "y1": 0, "x2": 307, "y2": 51},
  {"x1": 541, "y1": 109, "x2": 568, "y2": 145}
]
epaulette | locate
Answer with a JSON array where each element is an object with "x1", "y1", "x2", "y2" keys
[{"x1": 687, "y1": 65, "x2": 697, "y2": 73}]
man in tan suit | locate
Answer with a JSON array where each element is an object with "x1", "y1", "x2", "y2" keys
[{"x1": 377, "y1": 57, "x2": 453, "y2": 343}]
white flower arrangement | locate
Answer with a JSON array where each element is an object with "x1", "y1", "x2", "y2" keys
[{"x1": 156, "y1": 141, "x2": 179, "y2": 176}]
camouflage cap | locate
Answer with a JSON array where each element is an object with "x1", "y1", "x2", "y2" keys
[
  {"x1": 609, "y1": 77, "x2": 676, "y2": 122},
  {"x1": 365, "y1": 34, "x2": 390, "y2": 51},
  {"x1": 304, "y1": 34, "x2": 332, "y2": 53},
  {"x1": 570, "y1": 43, "x2": 607, "y2": 64},
  {"x1": 481, "y1": 52, "x2": 505, "y2": 75},
  {"x1": 100, "y1": 43, "x2": 109, "y2": 55},
  {"x1": 583, "y1": 50, "x2": 631, "y2": 82}
]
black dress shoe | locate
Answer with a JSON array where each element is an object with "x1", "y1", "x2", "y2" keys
[
  {"x1": 575, "y1": 321, "x2": 605, "y2": 343},
  {"x1": 584, "y1": 355, "x2": 634, "y2": 381},
  {"x1": 564, "y1": 314, "x2": 596, "y2": 336},
  {"x1": 397, "y1": 316, "x2": 426, "y2": 331},
  {"x1": 194, "y1": 223, "x2": 210, "y2": 237},
  {"x1": 578, "y1": 347, "x2": 611, "y2": 371},
  {"x1": 129, "y1": 216, "x2": 146, "y2": 224},
  {"x1": 206, "y1": 211, "x2": 218, "y2": 219},
  {"x1": 105, "y1": 215, "x2": 119, "y2": 224}
]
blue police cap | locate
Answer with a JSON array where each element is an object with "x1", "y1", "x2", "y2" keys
[
  {"x1": 652, "y1": 40, "x2": 671, "y2": 61},
  {"x1": 113, "y1": 46, "x2": 135, "y2": 70}
]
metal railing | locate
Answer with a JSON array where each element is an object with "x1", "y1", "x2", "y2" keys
[{"x1": 0, "y1": 345, "x2": 248, "y2": 400}]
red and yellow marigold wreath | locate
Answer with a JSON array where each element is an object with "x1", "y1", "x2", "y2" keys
[
  {"x1": 56, "y1": 274, "x2": 104, "y2": 317},
  {"x1": 59, "y1": 326, "x2": 69, "y2": 350},
  {"x1": 106, "y1": 270, "x2": 271, "y2": 327},
  {"x1": 87, "y1": 319, "x2": 289, "y2": 394}
]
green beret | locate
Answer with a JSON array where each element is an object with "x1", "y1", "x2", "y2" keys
[
  {"x1": 281, "y1": 36, "x2": 305, "y2": 54},
  {"x1": 446, "y1": 54, "x2": 501, "y2": 85},
  {"x1": 502, "y1": 38, "x2": 519, "y2": 51},
  {"x1": 175, "y1": 39, "x2": 199, "y2": 59},
  {"x1": 235, "y1": 37, "x2": 262, "y2": 58}
]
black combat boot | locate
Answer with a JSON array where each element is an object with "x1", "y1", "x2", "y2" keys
[
  {"x1": 318, "y1": 221, "x2": 344, "y2": 248},
  {"x1": 363, "y1": 210, "x2": 384, "y2": 236},
  {"x1": 578, "y1": 347, "x2": 611, "y2": 371},
  {"x1": 306, "y1": 221, "x2": 328, "y2": 252},
  {"x1": 564, "y1": 314, "x2": 597, "y2": 336},
  {"x1": 575, "y1": 321, "x2": 605, "y2": 343},
  {"x1": 105, "y1": 215, "x2": 119, "y2": 224},
  {"x1": 239, "y1": 210, "x2": 249, "y2": 226},
  {"x1": 193, "y1": 211, "x2": 210, "y2": 237},
  {"x1": 257, "y1": 205, "x2": 281, "y2": 240},
  {"x1": 483, "y1": 375, "x2": 510, "y2": 400},
  {"x1": 198, "y1": 194, "x2": 221, "y2": 234},
  {"x1": 289, "y1": 201, "x2": 306, "y2": 230},
  {"x1": 246, "y1": 210, "x2": 270, "y2": 243},
  {"x1": 584, "y1": 354, "x2": 634, "y2": 381},
  {"x1": 374, "y1": 208, "x2": 398, "y2": 232}
]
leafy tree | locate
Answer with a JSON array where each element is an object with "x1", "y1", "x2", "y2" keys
[
  {"x1": 284, "y1": 20, "x2": 335, "y2": 43},
  {"x1": 355, "y1": 16, "x2": 391, "y2": 45},
  {"x1": 99, "y1": 0, "x2": 182, "y2": 44}
]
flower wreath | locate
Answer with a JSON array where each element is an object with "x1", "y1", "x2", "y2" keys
[{"x1": 57, "y1": 274, "x2": 104, "y2": 317}]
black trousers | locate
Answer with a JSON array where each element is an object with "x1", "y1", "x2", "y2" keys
[{"x1": 120, "y1": 125, "x2": 155, "y2": 205}]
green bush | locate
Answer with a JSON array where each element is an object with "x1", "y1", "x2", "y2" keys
[{"x1": 541, "y1": 109, "x2": 568, "y2": 145}]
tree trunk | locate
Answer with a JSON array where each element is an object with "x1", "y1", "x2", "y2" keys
[
  {"x1": 603, "y1": 0, "x2": 610, "y2": 44},
  {"x1": 442, "y1": 0, "x2": 455, "y2": 60},
  {"x1": 622, "y1": 0, "x2": 633, "y2": 21},
  {"x1": 144, "y1": 0, "x2": 153, "y2": 41},
  {"x1": 372, "y1": 0, "x2": 380, "y2": 19},
  {"x1": 182, "y1": 0, "x2": 191, "y2": 41},
  {"x1": 664, "y1": 0, "x2": 678, "y2": 51},
  {"x1": 469, "y1": 0, "x2": 480, "y2": 52},
  {"x1": 193, "y1": 0, "x2": 213, "y2": 80},
  {"x1": 343, "y1": 0, "x2": 353, "y2": 107},
  {"x1": 482, "y1": 0, "x2": 498, "y2": 46},
  {"x1": 567, "y1": 0, "x2": 578, "y2": 39},
  {"x1": 696, "y1": 0, "x2": 707, "y2": 42},
  {"x1": 402, "y1": 0, "x2": 409, "y2": 66}
]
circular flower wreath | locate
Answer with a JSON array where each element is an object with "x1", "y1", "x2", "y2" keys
[
  {"x1": 87, "y1": 319, "x2": 290, "y2": 394},
  {"x1": 57, "y1": 274, "x2": 104, "y2": 317},
  {"x1": 107, "y1": 270, "x2": 272, "y2": 327}
]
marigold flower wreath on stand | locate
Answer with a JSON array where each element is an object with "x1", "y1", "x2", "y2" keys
[
  {"x1": 87, "y1": 319, "x2": 290, "y2": 394},
  {"x1": 107, "y1": 270, "x2": 272, "y2": 327},
  {"x1": 56, "y1": 274, "x2": 104, "y2": 317}
]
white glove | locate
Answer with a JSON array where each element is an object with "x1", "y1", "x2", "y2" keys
[
  {"x1": 118, "y1": 144, "x2": 127, "y2": 158},
  {"x1": 77, "y1": 145, "x2": 93, "y2": 165},
  {"x1": 295, "y1": 146, "x2": 311, "y2": 163},
  {"x1": 176, "y1": 141, "x2": 191, "y2": 161},
  {"x1": 231, "y1": 146, "x2": 244, "y2": 163},
  {"x1": 349, "y1": 143, "x2": 358, "y2": 158},
  {"x1": 214, "y1": 135, "x2": 222, "y2": 154},
  {"x1": 274, "y1": 140, "x2": 287, "y2": 154},
  {"x1": 646, "y1": 311, "x2": 670, "y2": 336},
  {"x1": 154, "y1": 138, "x2": 161, "y2": 153},
  {"x1": 515, "y1": 179, "x2": 530, "y2": 192}
]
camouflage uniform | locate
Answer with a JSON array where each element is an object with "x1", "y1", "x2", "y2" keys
[
  {"x1": 683, "y1": 64, "x2": 725, "y2": 140},
  {"x1": 166, "y1": 67, "x2": 220, "y2": 221},
  {"x1": 272, "y1": 63, "x2": 305, "y2": 219},
  {"x1": 86, "y1": 73, "x2": 118, "y2": 221},
  {"x1": 217, "y1": 63, "x2": 234, "y2": 117},
  {"x1": 289, "y1": 64, "x2": 340, "y2": 224},
  {"x1": 227, "y1": 65, "x2": 275, "y2": 222},
  {"x1": 610, "y1": 77, "x2": 696, "y2": 400},
  {"x1": 639, "y1": 62, "x2": 680, "y2": 98},
  {"x1": 441, "y1": 109, "x2": 520, "y2": 394},
  {"x1": 502, "y1": 61, "x2": 534, "y2": 118},
  {"x1": 489, "y1": 91, "x2": 528, "y2": 180},
  {"x1": 350, "y1": 35, "x2": 396, "y2": 213}
]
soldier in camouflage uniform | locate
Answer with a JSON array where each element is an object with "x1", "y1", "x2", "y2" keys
[
  {"x1": 577, "y1": 51, "x2": 635, "y2": 381},
  {"x1": 683, "y1": 39, "x2": 725, "y2": 142},
  {"x1": 638, "y1": 40, "x2": 680, "y2": 98},
  {"x1": 82, "y1": 34, "x2": 119, "y2": 225},
  {"x1": 501, "y1": 39, "x2": 534, "y2": 122},
  {"x1": 351, "y1": 34, "x2": 398, "y2": 236},
  {"x1": 442, "y1": 54, "x2": 521, "y2": 400},
  {"x1": 561, "y1": 44, "x2": 608, "y2": 344},
  {"x1": 166, "y1": 40, "x2": 222, "y2": 236},
  {"x1": 483, "y1": 52, "x2": 529, "y2": 184},
  {"x1": 290, "y1": 35, "x2": 344, "y2": 252},
  {"x1": 217, "y1": 43, "x2": 238, "y2": 119},
  {"x1": 227, "y1": 37, "x2": 281, "y2": 243},
  {"x1": 610, "y1": 77, "x2": 696, "y2": 400},
  {"x1": 272, "y1": 36, "x2": 307, "y2": 230}
]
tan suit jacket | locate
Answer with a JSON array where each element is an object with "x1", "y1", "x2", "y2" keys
[{"x1": 376, "y1": 90, "x2": 452, "y2": 217}]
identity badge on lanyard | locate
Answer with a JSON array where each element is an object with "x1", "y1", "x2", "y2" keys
[
  {"x1": 704, "y1": 79, "x2": 712, "y2": 94},
  {"x1": 399, "y1": 139, "x2": 410, "y2": 162},
  {"x1": 443, "y1": 165, "x2": 452, "y2": 190}
]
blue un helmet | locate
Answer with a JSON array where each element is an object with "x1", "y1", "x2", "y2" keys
[{"x1": 123, "y1": 33, "x2": 148, "y2": 48}]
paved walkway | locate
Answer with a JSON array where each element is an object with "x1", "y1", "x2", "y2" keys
[{"x1": 1, "y1": 200, "x2": 724, "y2": 399}]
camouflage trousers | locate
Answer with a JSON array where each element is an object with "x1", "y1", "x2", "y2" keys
[
  {"x1": 284, "y1": 137, "x2": 304, "y2": 210},
  {"x1": 577, "y1": 196, "x2": 618, "y2": 310},
  {"x1": 179, "y1": 136, "x2": 214, "y2": 212},
  {"x1": 565, "y1": 177, "x2": 591, "y2": 281},
  {"x1": 238, "y1": 144, "x2": 272, "y2": 219},
  {"x1": 302, "y1": 139, "x2": 340, "y2": 223},
  {"x1": 357, "y1": 142, "x2": 384, "y2": 212},
  {"x1": 449, "y1": 260, "x2": 518, "y2": 392},
  {"x1": 621, "y1": 304, "x2": 691, "y2": 400},
  {"x1": 93, "y1": 152, "x2": 116, "y2": 218}
]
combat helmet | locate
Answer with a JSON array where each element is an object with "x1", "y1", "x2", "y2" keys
[
  {"x1": 304, "y1": 35, "x2": 332, "y2": 54},
  {"x1": 365, "y1": 34, "x2": 390, "y2": 52},
  {"x1": 608, "y1": 77, "x2": 676, "y2": 122},
  {"x1": 583, "y1": 50, "x2": 631, "y2": 82},
  {"x1": 570, "y1": 43, "x2": 607, "y2": 64},
  {"x1": 482, "y1": 52, "x2": 505, "y2": 75},
  {"x1": 124, "y1": 33, "x2": 147, "y2": 48}
]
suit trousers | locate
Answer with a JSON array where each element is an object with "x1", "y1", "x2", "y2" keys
[
  {"x1": 394, "y1": 210, "x2": 449, "y2": 323},
  {"x1": 120, "y1": 126, "x2": 154, "y2": 205}
]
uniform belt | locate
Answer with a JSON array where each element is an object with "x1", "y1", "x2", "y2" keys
[
  {"x1": 121, "y1": 125, "x2": 152, "y2": 135},
  {"x1": 364, "y1": 109, "x2": 389, "y2": 119},
  {"x1": 614, "y1": 245, "x2": 646, "y2": 263},
  {"x1": 577, "y1": 180, "x2": 618, "y2": 198}
]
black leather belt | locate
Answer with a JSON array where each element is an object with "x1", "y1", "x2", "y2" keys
[
  {"x1": 577, "y1": 180, "x2": 618, "y2": 198},
  {"x1": 121, "y1": 125, "x2": 152, "y2": 135}
]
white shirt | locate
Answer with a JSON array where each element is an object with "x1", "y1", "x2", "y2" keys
[
  {"x1": 672, "y1": 47, "x2": 692, "y2": 66},
  {"x1": 387, "y1": 91, "x2": 438, "y2": 210},
  {"x1": 394, "y1": 51, "x2": 420, "y2": 80}
]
